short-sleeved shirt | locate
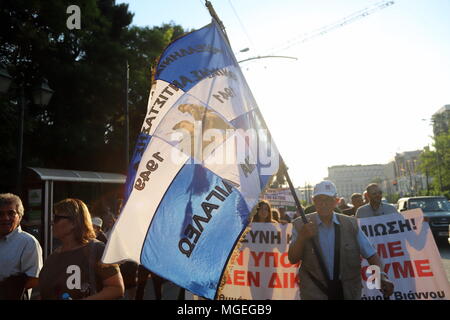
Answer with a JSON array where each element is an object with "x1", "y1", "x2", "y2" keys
[
  {"x1": 38, "y1": 240, "x2": 120, "y2": 300},
  {"x1": 355, "y1": 203, "x2": 399, "y2": 219},
  {"x1": 0, "y1": 226, "x2": 43, "y2": 281},
  {"x1": 291, "y1": 213, "x2": 376, "y2": 280}
]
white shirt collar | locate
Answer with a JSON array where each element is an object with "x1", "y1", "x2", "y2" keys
[
  {"x1": 1, "y1": 225, "x2": 22, "y2": 242},
  {"x1": 315, "y1": 212, "x2": 340, "y2": 226}
]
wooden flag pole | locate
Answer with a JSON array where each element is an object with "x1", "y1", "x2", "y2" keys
[
  {"x1": 204, "y1": 1, "x2": 307, "y2": 221},
  {"x1": 204, "y1": 0, "x2": 331, "y2": 295}
]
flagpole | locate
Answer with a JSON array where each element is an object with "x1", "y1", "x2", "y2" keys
[
  {"x1": 204, "y1": 1, "x2": 306, "y2": 221},
  {"x1": 204, "y1": 0, "x2": 331, "y2": 292},
  {"x1": 205, "y1": 0, "x2": 230, "y2": 43}
]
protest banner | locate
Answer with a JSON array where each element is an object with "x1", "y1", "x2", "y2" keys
[
  {"x1": 261, "y1": 188, "x2": 295, "y2": 208},
  {"x1": 218, "y1": 222, "x2": 300, "y2": 300},
  {"x1": 359, "y1": 209, "x2": 450, "y2": 300}
]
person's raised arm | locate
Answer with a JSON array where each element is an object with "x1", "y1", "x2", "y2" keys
[{"x1": 288, "y1": 219, "x2": 317, "y2": 264}]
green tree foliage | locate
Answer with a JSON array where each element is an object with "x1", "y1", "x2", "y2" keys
[
  {"x1": 0, "y1": 0, "x2": 187, "y2": 191},
  {"x1": 419, "y1": 134, "x2": 450, "y2": 198}
]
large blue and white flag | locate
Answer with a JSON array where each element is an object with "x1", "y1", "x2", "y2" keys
[{"x1": 102, "y1": 20, "x2": 280, "y2": 299}]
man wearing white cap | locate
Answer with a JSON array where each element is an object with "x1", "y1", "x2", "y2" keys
[
  {"x1": 288, "y1": 180, "x2": 394, "y2": 300},
  {"x1": 91, "y1": 217, "x2": 108, "y2": 243}
]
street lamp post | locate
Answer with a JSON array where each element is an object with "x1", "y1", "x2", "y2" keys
[{"x1": 0, "y1": 65, "x2": 54, "y2": 195}]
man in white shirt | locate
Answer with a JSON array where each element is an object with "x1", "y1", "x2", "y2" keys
[{"x1": 0, "y1": 193, "x2": 43, "y2": 299}]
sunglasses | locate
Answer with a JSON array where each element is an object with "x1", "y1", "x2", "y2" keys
[
  {"x1": 53, "y1": 215, "x2": 72, "y2": 223},
  {"x1": 0, "y1": 209, "x2": 18, "y2": 218}
]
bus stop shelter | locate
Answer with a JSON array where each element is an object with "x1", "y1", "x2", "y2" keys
[{"x1": 24, "y1": 167, "x2": 126, "y2": 259}]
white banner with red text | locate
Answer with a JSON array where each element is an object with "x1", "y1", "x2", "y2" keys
[
  {"x1": 359, "y1": 209, "x2": 450, "y2": 300},
  {"x1": 218, "y1": 222, "x2": 300, "y2": 300}
]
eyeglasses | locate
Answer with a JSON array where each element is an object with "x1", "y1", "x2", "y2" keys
[
  {"x1": 0, "y1": 210, "x2": 18, "y2": 218},
  {"x1": 53, "y1": 215, "x2": 72, "y2": 223}
]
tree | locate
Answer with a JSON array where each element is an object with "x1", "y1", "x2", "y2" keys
[
  {"x1": 0, "y1": 0, "x2": 188, "y2": 191},
  {"x1": 419, "y1": 134, "x2": 450, "y2": 198}
]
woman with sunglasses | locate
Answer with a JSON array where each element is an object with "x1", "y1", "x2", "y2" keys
[{"x1": 38, "y1": 198, "x2": 124, "y2": 300}]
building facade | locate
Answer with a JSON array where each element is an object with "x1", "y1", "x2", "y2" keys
[
  {"x1": 325, "y1": 151, "x2": 428, "y2": 201},
  {"x1": 326, "y1": 164, "x2": 387, "y2": 201}
]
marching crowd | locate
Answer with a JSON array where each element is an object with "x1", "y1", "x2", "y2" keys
[{"x1": 0, "y1": 180, "x2": 396, "y2": 300}]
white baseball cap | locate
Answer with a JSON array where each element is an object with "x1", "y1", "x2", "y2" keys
[
  {"x1": 92, "y1": 217, "x2": 103, "y2": 228},
  {"x1": 313, "y1": 180, "x2": 338, "y2": 198}
]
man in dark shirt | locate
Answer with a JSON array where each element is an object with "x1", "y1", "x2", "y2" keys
[
  {"x1": 342, "y1": 193, "x2": 364, "y2": 216},
  {"x1": 92, "y1": 217, "x2": 108, "y2": 244}
]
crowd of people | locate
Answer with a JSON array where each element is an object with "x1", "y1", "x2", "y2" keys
[
  {"x1": 0, "y1": 194, "x2": 165, "y2": 300},
  {"x1": 0, "y1": 180, "x2": 398, "y2": 300}
]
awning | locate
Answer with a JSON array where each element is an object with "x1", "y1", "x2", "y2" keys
[{"x1": 28, "y1": 167, "x2": 126, "y2": 184}]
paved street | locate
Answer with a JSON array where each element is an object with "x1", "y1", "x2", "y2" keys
[{"x1": 437, "y1": 240, "x2": 450, "y2": 282}]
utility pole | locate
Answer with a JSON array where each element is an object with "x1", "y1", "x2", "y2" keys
[{"x1": 16, "y1": 87, "x2": 25, "y2": 196}]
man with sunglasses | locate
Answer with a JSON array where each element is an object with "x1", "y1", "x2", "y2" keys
[
  {"x1": 356, "y1": 184, "x2": 399, "y2": 218},
  {"x1": 0, "y1": 193, "x2": 43, "y2": 299}
]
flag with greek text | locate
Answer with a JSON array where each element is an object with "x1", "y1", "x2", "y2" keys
[{"x1": 102, "y1": 20, "x2": 280, "y2": 299}]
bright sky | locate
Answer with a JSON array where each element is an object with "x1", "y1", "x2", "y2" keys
[{"x1": 117, "y1": 0, "x2": 450, "y2": 187}]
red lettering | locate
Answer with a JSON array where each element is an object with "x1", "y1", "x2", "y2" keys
[
  {"x1": 392, "y1": 261, "x2": 415, "y2": 278},
  {"x1": 361, "y1": 266, "x2": 369, "y2": 281},
  {"x1": 280, "y1": 252, "x2": 300, "y2": 268},
  {"x1": 268, "y1": 272, "x2": 298, "y2": 288},
  {"x1": 290, "y1": 273, "x2": 300, "y2": 288},
  {"x1": 248, "y1": 271, "x2": 260, "y2": 287},
  {"x1": 250, "y1": 251, "x2": 264, "y2": 267},
  {"x1": 377, "y1": 243, "x2": 388, "y2": 259},
  {"x1": 226, "y1": 270, "x2": 261, "y2": 287},
  {"x1": 236, "y1": 250, "x2": 244, "y2": 266},
  {"x1": 268, "y1": 273, "x2": 282, "y2": 288},
  {"x1": 225, "y1": 271, "x2": 232, "y2": 285},
  {"x1": 265, "y1": 252, "x2": 278, "y2": 267},
  {"x1": 280, "y1": 253, "x2": 291, "y2": 268},
  {"x1": 415, "y1": 260, "x2": 434, "y2": 277},
  {"x1": 234, "y1": 270, "x2": 246, "y2": 286},
  {"x1": 388, "y1": 241, "x2": 404, "y2": 257},
  {"x1": 283, "y1": 273, "x2": 289, "y2": 288}
]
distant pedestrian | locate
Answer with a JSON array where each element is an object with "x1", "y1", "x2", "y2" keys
[
  {"x1": 338, "y1": 197, "x2": 351, "y2": 211},
  {"x1": 252, "y1": 200, "x2": 276, "y2": 223},
  {"x1": 342, "y1": 193, "x2": 364, "y2": 216},
  {"x1": 356, "y1": 184, "x2": 399, "y2": 218},
  {"x1": 271, "y1": 209, "x2": 289, "y2": 224},
  {"x1": 0, "y1": 193, "x2": 43, "y2": 300},
  {"x1": 304, "y1": 204, "x2": 316, "y2": 214},
  {"x1": 363, "y1": 191, "x2": 369, "y2": 204},
  {"x1": 103, "y1": 211, "x2": 116, "y2": 239},
  {"x1": 279, "y1": 207, "x2": 292, "y2": 223},
  {"x1": 91, "y1": 216, "x2": 108, "y2": 244},
  {"x1": 38, "y1": 198, "x2": 124, "y2": 300}
]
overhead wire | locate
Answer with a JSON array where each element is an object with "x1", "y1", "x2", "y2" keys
[
  {"x1": 228, "y1": 0, "x2": 260, "y2": 56},
  {"x1": 266, "y1": 1, "x2": 395, "y2": 55}
]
